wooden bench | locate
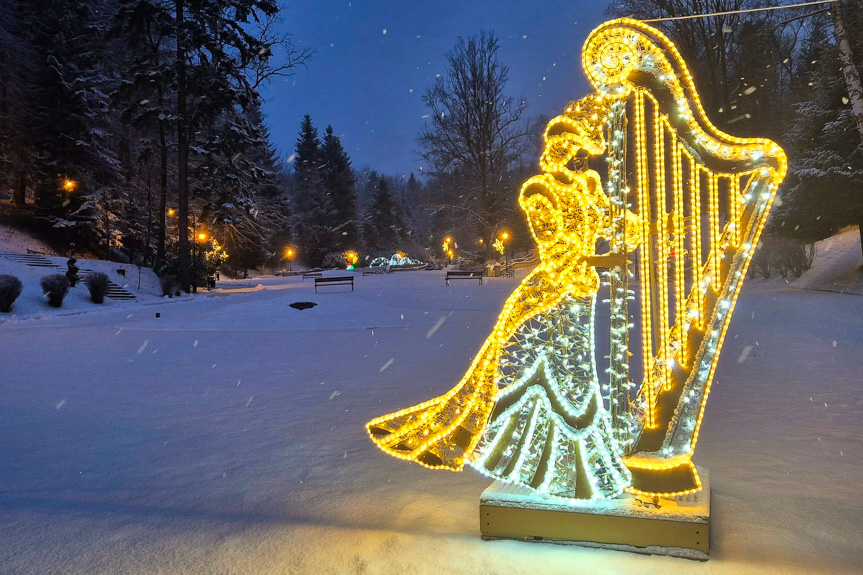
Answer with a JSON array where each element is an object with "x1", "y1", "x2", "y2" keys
[
  {"x1": 314, "y1": 276, "x2": 354, "y2": 293},
  {"x1": 303, "y1": 271, "x2": 323, "y2": 280},
  {"x1": 445, "y1": 270, "x2": 483, "y2": 286},
  {"x1": 500, "y1": 266, "x2": 515, "y2": 278},
  {"x1": 362, "y1": 268, "x2": 383, "y2": 276}
]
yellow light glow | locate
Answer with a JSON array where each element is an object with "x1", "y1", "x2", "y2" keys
[
  {"x1": 62, "y1": 179, "x2": 77, "y2": 192},
  {"x1": 197, "y1": 232, "x2": 207, "y2": 241},
  {"x1": 285, "y1": 247, "x2": 295, "y2": 258},
  {"x1": 345, "y1": 250, "x2": 359, "y2": 265},
  {"x1": 367, "y1": 18, "x2": 786, "y2": 501},
  {"x1": 167, "y1": 208, "x2": 176, "y2": 217}
]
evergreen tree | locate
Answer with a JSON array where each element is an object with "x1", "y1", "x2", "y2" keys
[
  {"x1": 772, "y1": 14, "x2": 863, "y2": 242},
  {"x1": 292, "y1": 115, "x2": 338, "y2": 267},
  {"x1": 321, "y1": 125, "x2": 358, "y2": 250},
  {"x1": 28, "y1": 0, "x2": 118, "y2": 222},
  {"x1": 363, "y1": 176, "x2": 409, "y2": 256}
]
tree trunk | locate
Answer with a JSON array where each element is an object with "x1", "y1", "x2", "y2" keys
[
  {"x1": 831, "y1": 1, "x2": 863, "y2": 260},
  {"x1": 13, "y1": 169, "x2": 26, "y2": 206},
  {"x1": 155, "y1": 109, "x2": 168, "y2": 272},
  {"x1": 176, "y1": 0, "x2": 190, "y2": 291}
]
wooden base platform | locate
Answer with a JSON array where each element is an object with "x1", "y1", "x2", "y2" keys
[{"x1": 479, "y1": 468, "x2": 710, "y2": 560}]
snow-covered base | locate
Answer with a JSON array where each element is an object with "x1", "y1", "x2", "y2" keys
[
  {"x1": 480, "y1": 474, "x2": 709, "y2": 560},
  {"x1": 0, "y1": 267, "x2": 861, "y2": 574},
  {"x1": 480, "y1": 470, "x2": 710, "y2": 522}
]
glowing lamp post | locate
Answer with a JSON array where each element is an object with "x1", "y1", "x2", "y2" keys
[
  {"x1": 285, "y1": 247, "x2": 296, "y2": 272},
  {"x1": 193, "y1": 231, "x2": 207, "y2": 293},
  {"x1": 442, "y1": 236, "x2": 454, "y2": 263},
  {"x1": 501, "y1": 232, "x2": 510, "y2": 271}
]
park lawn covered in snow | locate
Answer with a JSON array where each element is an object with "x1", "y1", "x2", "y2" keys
[{"x1": 0, "y1": 261, "x2": 861, "y2": 573}]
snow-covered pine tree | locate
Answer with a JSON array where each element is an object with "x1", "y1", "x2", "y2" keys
[
  {"x1": 363, "y1": 176, "x2": 409, "y2": 257},
  {"x1": 292, "y1": 115, "x2": 338, "y2": 268},
  {"x1": 321, "y1": 125, "x2": 358, "y2": 251},
  {"x1": 113, "y1": 0, "x2": 180, "y2": 271},
  {"x1": 27, "y1": 0, "x2": 119, "y2": 235},
  {"x1": 772, "y1": 13, "x2": 863, "y2": 243}
]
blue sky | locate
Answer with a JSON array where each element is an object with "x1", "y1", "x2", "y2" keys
[{"x1": 262, "y1": 1, "x2": 612, "y2": 176}]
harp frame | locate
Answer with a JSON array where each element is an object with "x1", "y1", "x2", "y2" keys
[{"x1": 582, "y1": 19, "x2": 787, "y2": 496}]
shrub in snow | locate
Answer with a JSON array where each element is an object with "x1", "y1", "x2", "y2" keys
[
  {"x1": 41, "y1": 274, "x2": 70, "y2": 308},
  {"x1": 0, "y1": 274, "x2": 23, "y2": 313},
  {"x1": 159, "y1": 275, "x2": 180, "y2": 297},
  {"x1": 748, "y1": 236, "x2": 815, "y2": 280},
  {"x1": 84, "y1": 272, "x2": 110, "y2": 304}
]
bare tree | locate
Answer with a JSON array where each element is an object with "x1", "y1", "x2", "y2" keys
[{"x1": 418, "y1": 31, "x2": 530, "y2": 254}]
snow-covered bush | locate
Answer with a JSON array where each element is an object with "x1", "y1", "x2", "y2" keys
[
  {"x1": 40, "y1": 274, "x2": 70, "y2": 308},
  {"x1": 749, "y1": 236, "x2": 815, "y2": 280},
  {"x1": 0, "y1": 275, "x2": 23, "y2": 313},
  {"x1": 84, "y1": 272, "x2": 109, "y2": 304},
  {"x1": 159, "y1": 275, "x2": 180, "y2": 297}
]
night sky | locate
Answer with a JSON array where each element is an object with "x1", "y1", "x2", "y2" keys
[{"x1": 262, "y1": 1, "x2": 612, "y2": 176}]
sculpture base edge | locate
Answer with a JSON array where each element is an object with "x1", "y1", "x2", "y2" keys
[{"x1": 479, "y1": 467, "x2": 711, "y2": 560}]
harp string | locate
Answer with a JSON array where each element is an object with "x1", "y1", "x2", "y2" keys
[{"x1": 620, "y1": 89, "x2": 764, "y2": 429}]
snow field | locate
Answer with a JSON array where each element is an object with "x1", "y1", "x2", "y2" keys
[{"x1": 0, "y1": 268, "x2": 860, "y2": 574}]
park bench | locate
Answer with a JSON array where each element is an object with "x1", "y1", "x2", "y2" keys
[
  {"x1": 314, "y1": 276, "x2": 354, "y2": 293},
  {"x1": 501, "y1": 266, "x2": 515, "y2": 278},
  {"x1": 362, "y1": 268, "x2": 383, "y2": 276},
  {"x1": 445, "y1": 270, "x2": 483, "y2": 286},
  {"x1": 303, "y1": 271, "x2": 323, "y2": 280}
]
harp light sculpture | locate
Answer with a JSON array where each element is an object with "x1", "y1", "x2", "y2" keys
[{"x1": 367, "y1": 19, "x2": 786, "y2": 503}]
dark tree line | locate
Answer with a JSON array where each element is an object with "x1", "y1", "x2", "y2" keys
[
  {"x1": 289, "y1": 115, "x2": 420, "y2": 267},
  {"x1": 607, "y1": 0, "x2": 863, "y2": 258},
  {"x1": 0, "y1": 0, "x2": 309, "y2": 287}
]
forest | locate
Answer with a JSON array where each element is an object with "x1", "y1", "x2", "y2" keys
[{"x1": 1, "y1": 0, "x2": 861, "y2": 288}]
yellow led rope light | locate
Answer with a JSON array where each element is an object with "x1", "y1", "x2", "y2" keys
[
  {"x1": 367, "y1": 18, "x2": 786, "y2": 502},
  {"x1": 672, "y1": 137, "x2": 687, "y2": 366},
  {"x1": 633, "y1": 91, "x2": 657, "y2": 429},
  {"x1": 653, "y1": 108, "x2": 671, "y2": 392}
]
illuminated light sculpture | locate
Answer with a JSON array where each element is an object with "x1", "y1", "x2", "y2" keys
[{"x1": 367, "y1": 18, "x2": 785, "y2": 554}]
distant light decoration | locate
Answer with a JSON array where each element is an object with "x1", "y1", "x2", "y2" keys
[
  {"x1": 493, "y1": 239, "x2": 505, "y2": 256},
  {"x1": 197, "y1": 232, "x2": 207, "y2": 241},
  {"x1": 62, "y1": 179, "x2": 77, "y2": 192},
  {"x1": 167, "y1": 208, "x2": 176, "y2": 217},
  {"x1": 367, "y1": 19, "x2": 786, "y2": 501},
  {"x1": 345, "y1": 250, "x2": 359, "y2": 268}
]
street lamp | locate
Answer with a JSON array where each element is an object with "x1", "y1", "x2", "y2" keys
[
  {"x1": 285, "y1": 247, "x2": 295, "y2": 272},
  {"x1": 442, "y1": 236, "x2": 454, "y2": 263},
  {"x1": 193, "y1": 230, "x2": 207, "y2": 293},
  {"x1": 499, "y1": 231, "x2": 511, "y2": 273},
  {"x1": 62, "y1": 179, "x2": 77, "y2": 193}
]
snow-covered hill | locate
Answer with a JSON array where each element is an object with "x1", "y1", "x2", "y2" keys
[{"x1": 793, "y1": 227, "x2": 863, "y2": 294}]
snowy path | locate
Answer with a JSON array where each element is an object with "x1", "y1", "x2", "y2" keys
[{"x1": 0, "y1": 272, "x2": 860, "y2": 574}]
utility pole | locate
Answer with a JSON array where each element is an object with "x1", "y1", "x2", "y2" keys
[
  {"x1": 831, "y1": 0, "x2": 863, "y2": 258},
  {"x1": 176, "y1": 0, "x2": 190, "y2": 291}
]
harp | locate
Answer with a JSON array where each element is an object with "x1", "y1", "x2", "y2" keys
[{"x1": 574, "y1": 20, "x2": 787, "y2": 496}]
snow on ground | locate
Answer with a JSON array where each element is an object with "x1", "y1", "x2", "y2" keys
[
  {"x1": 0, "y1": 224, "x2": 57, "y2": 256},
  {"x1": 747, "y1": 227, "x2": 863, "y2": 295},
  {"x1": 0, "y1": 264, "x2": 860, "y2": 574},
  {"x1": 793, "y1": 227, "x2": 863, "y2": 294}
]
